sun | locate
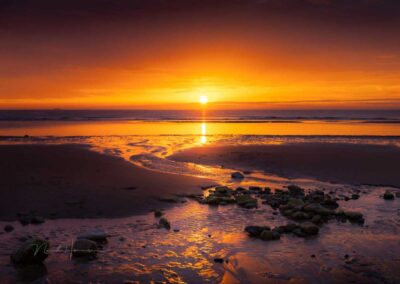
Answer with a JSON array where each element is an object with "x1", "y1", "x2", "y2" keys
[{"x1": 199, "y1": 95, "x2": 208, "y2": 104}]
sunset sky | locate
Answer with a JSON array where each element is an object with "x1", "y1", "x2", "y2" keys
[{"x1": 1, "y1": 0, "x2": 399, "y2": 109}]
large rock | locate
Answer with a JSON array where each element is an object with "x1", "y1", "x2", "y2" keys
[
  {"x1": 72, "y1": 239, "x2": 98, "y2": 258},
  {"x1": 11, "y1": 238, "x2": 49, "y2": 265}
]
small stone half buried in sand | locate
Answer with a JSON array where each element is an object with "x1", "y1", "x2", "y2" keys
[
  {"x1": 158, "y1": 217, "x2": 171, "y2": 230},
  {"x1": 231, "y1": 172, "x2": 245, "y2": 179}
]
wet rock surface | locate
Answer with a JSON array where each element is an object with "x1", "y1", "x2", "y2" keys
[{"x1": 11, "y1": 238, "x2": 49, "y2": 265}]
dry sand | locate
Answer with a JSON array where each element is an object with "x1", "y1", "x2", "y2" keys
[
  {"x1": 0, "y1": 144, "x2": 213, "y2": 220},
  {"x1": 171, "y1": 142, "x2": 400, "y2": 187}
]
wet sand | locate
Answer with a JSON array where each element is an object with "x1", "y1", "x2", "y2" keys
[
  {"x1": 170, "y1": 142, "x2": 400, "y2": 187},
  {"x1": 0, "y1": 144, "x2": 213, "y2": 220}
]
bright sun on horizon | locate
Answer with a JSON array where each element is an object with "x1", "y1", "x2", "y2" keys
[{"x1": 199, "y1": 95, "x2": 208, "y2": 105}]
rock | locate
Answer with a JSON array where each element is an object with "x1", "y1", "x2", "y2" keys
[
  {"x1": 30, "y1": 215, "x2": 45, "y2": 224},
  {"x1": 287, "y1": 198, "x2": 305, "y2": 209},
  {"x1": 293, "y1": 228, "x2": 306, "y2": 238},
  {"x1": 321, "y1": 197, "x2": 339, "y2": 209},
  {"x1": 287, "y1": 185, "x2": 304, "y2": 196},
  {"x1": 204, "y1": 195, "x2": 222, "y2": 205},
  {"x1": 264, "y1": 187, "x2": 272, "y2": 194},
  {"x1": 245, "y1": 226, "x2": 269, "y2": 237},
  {"x1": 11, "y1": 238, "x2": 49, "y2": 265},
  {"x1": 236, "y1": 187, "x2": 246, "y2": 192},
  {"x1": 343, "y1": 211, "x2": 364, "y2": 224},
  {"x1": 311, "y1": 215, "x2": 322, "y2": 224},
  {"x1": 72, "y1": 239, "x2": 98, "y2": 257},
  {"x1": 303, "y1": 203, "x2": 333, "y2": 216},
  {"x1": 154, "y1": 210, "x2": 163, "y2": 217},
  {"x1": 291, "y1": 211, "x2": 310, "y2": 220},
  {"x1": 301, "y1": 222, "x2": 319, "y2": 235},
  {"x1": 231, "y1": 172, "x2": 245, "y2": 179},
  {"x1": 351, "y1": 194, "x2": 360, "y2": 200},
  {"x1": 383, "y1": 191, "x2": 394, "y2": 200},
  {"x1": 4, "y1": 225, "x2": 14, "y2": 232},
  {"x1": 215, "y1": 186, "x2": 231, "y2": 194},
  {"x1": 214, "y1": 258, "x2": 224, "y2": 263},
  {"x1": 260, "y1": 229, "x2": 280, "y2": 241},
  {"x1": 158, "y1": 217, "x2": 171, "y2": 230},
  {"x1": 249, "y1": 186, "x2": 263, "y2": 192},
  {"x1": 77, "y1": 229, "x2": 108, "y2": 243},
  {"x1": 235, "y1": 195, "x2": 257, "y2": 209},
  {"x1": 277, "y1": 223, "x2": 299, "y2": 234},
  {"x1": 18, "y1": 215, "x2": 31, "y2": 226}
]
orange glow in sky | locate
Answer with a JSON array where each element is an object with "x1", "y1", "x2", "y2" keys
[{"x1": 1, "y1": 0, "x2": 399, "y2": 110}]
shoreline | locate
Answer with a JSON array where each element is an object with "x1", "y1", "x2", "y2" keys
[{"x1": 0, "y1": 144, "x2": 213, "y2": 221}]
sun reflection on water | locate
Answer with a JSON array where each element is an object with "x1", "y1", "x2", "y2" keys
[{"x1": 200, "y1": 122, "x2": 207, "y2": 144}]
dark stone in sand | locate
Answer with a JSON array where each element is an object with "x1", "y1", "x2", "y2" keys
[
  {"x1": 245, "y1": 226, "x2": 270, "y2": 237},
  {"x1": 293, "y1": 228, "x2": 307, "y2": 238},
  {"x1": 249, "y1": 186, "x2": 263, "y2": 192},
  {"x1": 287, "y1": 185, "x2": 304, "y2": 196},
  {"x1": 276, "y1": 223, "x2": 299, "y2": 234},
  {"x1": 343, "y1": 211, "x2": 365, "y2": 224},
  {"x1": 235, "y1": 195, "x2": 257, "y2": 209},
  {"x1": 351, "y1": 194, "x2": 360, "y2": 200},
  {"x1": 30, "y1": 215, "x2": 45, "y2": 224},
  {"x1": 301, "y1": 222, "x2": 319, "y2": 235},
  {"x1": 158, "y1": 217, "x2": 171, "y2": 230},
  {"x1": 231, "y1": 172, "x2": 245, "y2": 179},
  {"x1": 383, "y1": 191, "x2": 394, "y2": 200},
  {"x1": 78, "y1": 229, "x2": 108, "y2": 243},
  {"x1": 204, "y1": 195, "x2": 222, "y2": 205},
  {"x1": 11, "y1": 238, "x2": 49, "y2": 265},
  {"x1": 154, "y1": 210, "x2": 163, "y2": 217},
  {"x1": 291, "y1": 211, "x2": 310, "y2": 220},
  {"x1": 72, "y1": 239, "x2": 98, "y2": 258},
  {"x1": 4, "y1": 224, "x2": 14, "y2": 232},
  {"x1": 311, "y1": 215, "x2": 322, "y2": 224},
  {"x1": 260, "y1": 230, "x2": 281, "y2": 241},
  {"x1": 214, "y1": 258, "x2": 224, "y2": 263}
]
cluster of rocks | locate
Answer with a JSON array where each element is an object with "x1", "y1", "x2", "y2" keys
[
  {"x1": 189, "y1": 183, "x2": 367, "y2": 241},
  {"x1": 245, "y1": 221, "x2": 319, "y2": 241},
  {"x1": 188, "y1": 186, "x2": 260, "y2": 209}
]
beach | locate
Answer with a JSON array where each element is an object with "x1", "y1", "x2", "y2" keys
[
  {"x1": 0, "y1": 144, "x2": 212, "y2": 220},
  {"x1": 1, "y1": 119, "x2": 400, "y2": 283}
]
